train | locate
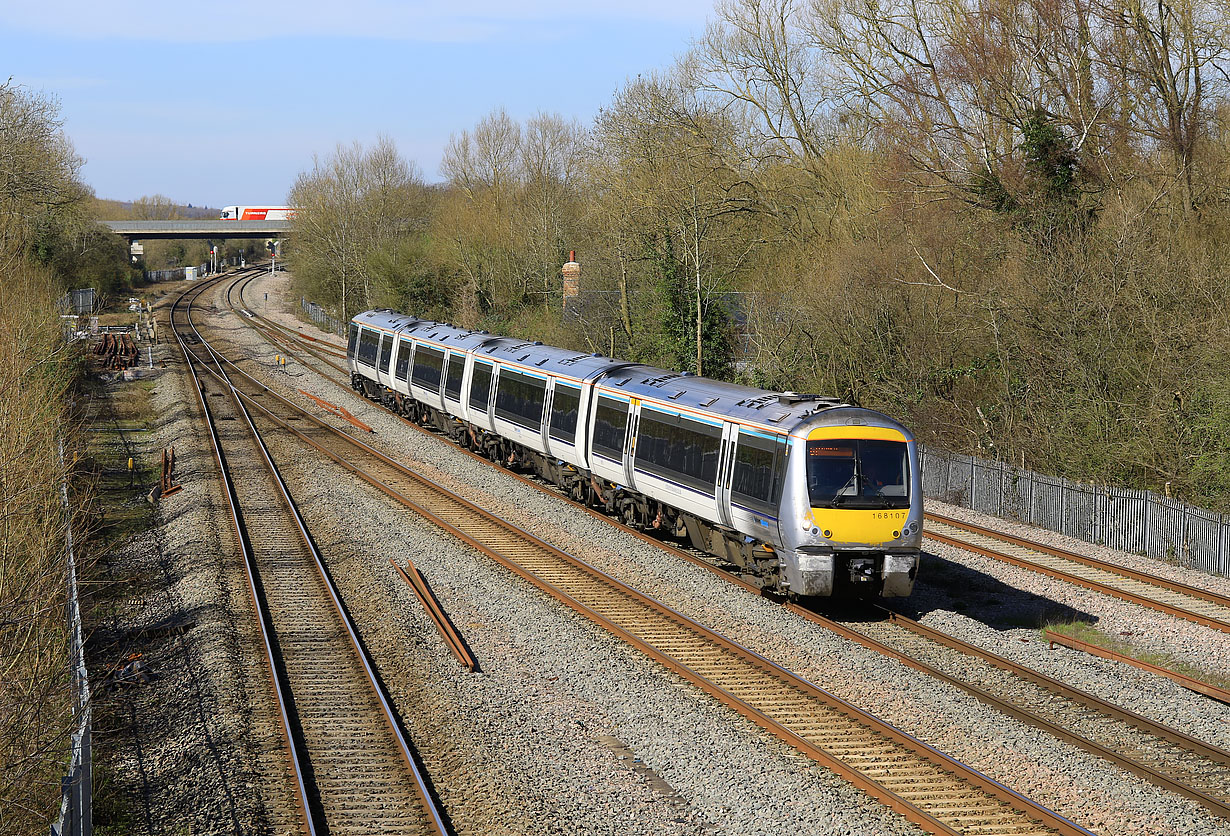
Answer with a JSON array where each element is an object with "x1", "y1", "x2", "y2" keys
[
  {"x1": 219, "y1": 206, "x2": 295, "y2": 221},
  {"x1": 347, "y1": 310, "x2": 922, "y2": 599}
]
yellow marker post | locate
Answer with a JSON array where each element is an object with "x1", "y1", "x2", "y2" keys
[{"x1": 127, "y1": 456, "x2": 135, "y2": 487}]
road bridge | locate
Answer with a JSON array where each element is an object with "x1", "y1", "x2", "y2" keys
[{"x1": 103, "y1": 220, "x2": 289, "y2": 240}]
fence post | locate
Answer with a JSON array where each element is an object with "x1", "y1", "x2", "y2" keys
[
  {"x1": 1060, "y1": 478, "x2": 1068, "y2": 537},
  {"x1": 1182, "y1": 506, "x2": 1191, "y2": 568},
  {"x1": 1220, "y1": 515, "x2": 1227, "y2": 577},
  {"x1": 1026, "y1": 467, "x2": 1034, "y2": 525},
  {"x1": 998, "y1": 460, "x2": 1005, "y2": 517}
]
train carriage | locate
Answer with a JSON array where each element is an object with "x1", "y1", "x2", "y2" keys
[{"x1": 347, "y1": 309, "x2": 922, "y2": 600}]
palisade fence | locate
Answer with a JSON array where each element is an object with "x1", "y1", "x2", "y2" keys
[
  {"x1": 52, "y1": 441, "x2": 91, "y2": 836},
  {"x1": 301, "y1": 297, "x2": 347, "y2": 337},
  {"x1": 920, "y1": 446, "x2": 1230, "y2": 578}
]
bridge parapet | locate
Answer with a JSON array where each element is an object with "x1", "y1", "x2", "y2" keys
[{"x1": 102, "y1": 220, "x2": 289, "y2": 239}]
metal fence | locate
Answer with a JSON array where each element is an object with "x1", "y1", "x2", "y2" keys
[
  {"x1": 301, "y1": 297, "x2": 347, "y2": 337},
  {"x1": 144, "y1": 264, "x2": 208, "y2": 283},
  {"x1": 920, "y1": 446, "x2": 1230, "y2": 578},
  {"x1": 58, "y1": 288, "x2": 97, "y2": 315},
  {"x1": 52, "y1": 441, "x2": 91, "y2": 836}
]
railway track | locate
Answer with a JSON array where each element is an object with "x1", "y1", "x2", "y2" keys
[
  {"x1": 171, "y1": 276, "x2": 450, "y2": 836},
  {"x1": 924, "y1": 514, "x2": 1230, "y2": 634},
  {"x1": 822, "y1": 609, "x2": 1230, "y2": 818},
  {"x1": 200, "y1": 273, "x2": 1098, "y2": 836},
  {"x1": 225, "y1": 273, "x2": 1230, "y2": 826}
]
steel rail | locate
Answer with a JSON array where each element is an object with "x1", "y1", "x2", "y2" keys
[
  {"x1": 170, "y1": 279, "x2": 315, "y2": 836},
  {"x1": 196, "y1": 288, "x2": 1093, "y2": 836},
  {"x1": 219, "y1": 273, "x2": 1230, "y2": 825},
  {"x1": 1043, "y1": 630, "x2": 1230, "y2": 706},
  {"x1": 926, "y1": 511, "x2": 1230, "y2": 611},
  {"x1": 231, "y1": 277, "x2": 350, "y2": 369},
  {"x1": 923, "y1": 519, "x2": 1230, "y2": 635},
  {"x1": 390, "y1": 559, "x2": 478, "y2": 672},
  {"x1": 817, "y1": 609, "x2": 1230, "y2": 817},
  {"x1": 174, "y1": 275, "x2": 452, "y2": 836}
]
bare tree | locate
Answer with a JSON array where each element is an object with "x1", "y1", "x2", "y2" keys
[
  {"x1": 0, "y1": 81, "x2": 85, "y2": 270},
  {"x1": 1101, "y1": 0, "x2": 1229, "y2": 211},
  {"x1": 288, "y1": 136, "x2": 423, "y2": 320},
  {"x1": 590, "y1": 73, "x2": 757, "y2": 374}
]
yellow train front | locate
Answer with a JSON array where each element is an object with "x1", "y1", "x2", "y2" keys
[{"x1": 776, "y1": 409, "x2": 922, "y2": 598}]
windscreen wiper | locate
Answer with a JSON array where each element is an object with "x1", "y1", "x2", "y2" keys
[{"x1": 830, "y1": 472, "x2": 859, "y2": 506}]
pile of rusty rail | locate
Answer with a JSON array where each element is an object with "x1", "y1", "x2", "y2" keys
[
  {"x1": 94, "y1": 332, "x2": 139, "y2": 370},
  {"x1": 160, "y1": 447, "x2": 182, "y2": 497},
  {"x1": 391, "y1": 558, "x2": 477, "y2": 672}
]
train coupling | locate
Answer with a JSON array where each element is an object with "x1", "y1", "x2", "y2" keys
[{"x1": 847, "y1": 556, "x2": 878, "y2": 584}]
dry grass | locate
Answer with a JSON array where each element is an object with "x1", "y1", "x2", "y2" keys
[{"x1": 0, "y1": 259, "x2": 81, "y2": 835}]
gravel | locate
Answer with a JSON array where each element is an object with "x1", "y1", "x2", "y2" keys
[
  {"x1": 85, "y1": 297, "x2": 296, "y2": 835},
  {"x1": 142, "y1": 269, "x2": 1230, "y2": 836}
]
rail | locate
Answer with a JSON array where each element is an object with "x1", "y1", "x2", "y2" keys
[
  {"x1": 173, "y1": 274, "x2": 452, "y2": 834},
  {"x1": 220, "y1": 277, "x2": 1092, "y2": 836},
  {"x1": 920, "y1": 446, "x2": 1230, "y2": 579},
  {"x1": 925, "y1": 514, "x2": 1230, "y2": 634}
]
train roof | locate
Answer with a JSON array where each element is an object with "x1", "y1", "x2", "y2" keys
[
  {"x1": 594, "y1": 363, "x2": 851, "y2": 431},
  {"x1": 399, "y1": 319, "x2": 497, "y2": 352},
  {"x1": 476, "y1": 339, "x2": 631, "y2": 382},
  {"x1": 352, "y1": 309, "x2": 420, "y2": 332},
  {"x1": 349, "y1": 309, "x2": 896, "y2": 435}
]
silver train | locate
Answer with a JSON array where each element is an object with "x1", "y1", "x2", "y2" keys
[{"x1": 347, "y1": 309, "x2": 922, "y2": 598}]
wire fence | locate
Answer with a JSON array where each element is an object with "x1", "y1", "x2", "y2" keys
[
  {"x1": 52, "y1": 440, "x2": 91, "y2": 836},
  {"x1": 920, "y1": 446, "x2": 1230, "y2": 577},
  {"x1": 301, "y1": 297, "x2": 347, "y2": 337}
]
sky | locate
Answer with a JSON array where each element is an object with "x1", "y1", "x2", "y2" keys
[{"x1": 2, "y1": 1, "x2": 717, "y2": 210}]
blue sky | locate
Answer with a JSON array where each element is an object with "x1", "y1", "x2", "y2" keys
[{"x1": 2, "y1": 2, "x2": 715, "y2": 209}]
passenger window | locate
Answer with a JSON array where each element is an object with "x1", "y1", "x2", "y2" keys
[
  {"x1": 379, "y1": 334, "x2": 393, "y2": 373},
  {"x1": 357, "y1": 328, "x2": 380, "y2": 366},
  {"x1": 635, "y1": 408, "x2": 722, "y2": 495},
  {"x1": 549, "y1": 384, "x2": 581, "y2": 444},
  {"x1": 411, "y1": 345, "x2": 445, "y2": 390},
  {"x1": 494, "y1": 368, "x2": 546, "y2": 430},
  {"x1": 592, "y1": 395, "x2": 629, "y2": 460},
  {"x1": 470, "y1": 362, "x2": 493, "y2": 411},
  {"x1": 731, "y1": 431, "x2": 788, "y2": 515}
]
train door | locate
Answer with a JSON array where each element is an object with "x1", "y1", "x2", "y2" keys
[
  {"x1": 377, "y1": 332, "x2": 395, "y2": 387},
  {"x1": 624, "y1": 398, "x2": 640, "y2": 489},
  {"x1": 714, "y1": 423, "x2": 738, "y2": 528}
]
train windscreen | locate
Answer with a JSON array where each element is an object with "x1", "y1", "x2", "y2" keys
[{"x1": 807, "y1": 439, "x2": 908, "y2": 509}]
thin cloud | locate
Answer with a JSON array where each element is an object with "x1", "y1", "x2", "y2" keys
[{"x1": 1, "y1": 1, "x2": 714, "y2": 43}]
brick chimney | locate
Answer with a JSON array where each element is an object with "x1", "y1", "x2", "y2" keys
[{"x1": 561, "y1": 251, "x2": 580, "y2": 318}]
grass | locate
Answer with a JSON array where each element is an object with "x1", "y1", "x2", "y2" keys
[{"x1": 1042, "y1": 619, "x2": 1230, "y2": 691}]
